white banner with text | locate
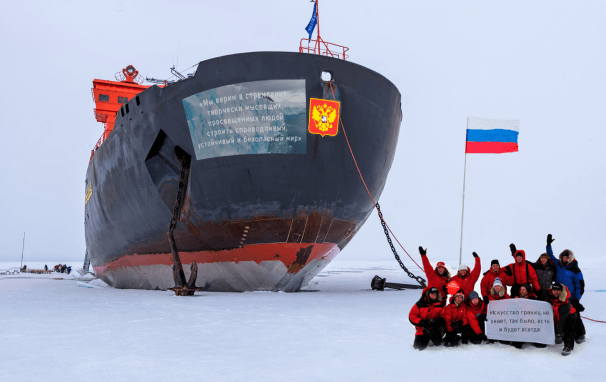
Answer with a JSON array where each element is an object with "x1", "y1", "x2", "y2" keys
[{"x1": 485, "y1": 299, "x2": 555, "y2": 345}]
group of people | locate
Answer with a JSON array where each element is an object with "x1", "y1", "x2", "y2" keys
[
  {"x1": 409, "y1": 234, "x2": 586, "y2": 356},
  {"x1": 54, "y1": 264, "x2": 72, "y2": 274}
]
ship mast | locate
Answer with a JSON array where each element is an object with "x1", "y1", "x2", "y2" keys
[{"x1": 300, "y1": 0, "x2": 349, "y2": 60}]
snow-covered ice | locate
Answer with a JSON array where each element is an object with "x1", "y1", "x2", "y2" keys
[{"x1": 1, "y1": 259, "x2": 604, "y2": 382}]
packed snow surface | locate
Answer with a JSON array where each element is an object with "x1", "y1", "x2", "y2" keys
[{"x1": 1, "y1": 260, "x2": 604, "y2": 382}]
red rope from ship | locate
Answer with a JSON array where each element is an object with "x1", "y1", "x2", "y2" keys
[
  {"x1": 582, "y1": 316, "x2": 606, "y2": 323},
  {"x1": 328, "y1": 82, "x2": 424, "y2": 272}
]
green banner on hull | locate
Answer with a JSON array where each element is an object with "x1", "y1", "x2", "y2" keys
[{"x1": 182, "y1": 79, "x2": 307, "y2": 160}]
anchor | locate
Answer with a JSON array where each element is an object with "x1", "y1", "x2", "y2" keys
[{"x1": 370, "y1": 275, "x2": 425, "y2": 291}]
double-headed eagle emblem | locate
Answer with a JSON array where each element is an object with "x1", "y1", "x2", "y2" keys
[
  {"x1": 312, "y1": 103, "x2": 337, "y2": 132},
  {"x1": 308, "y1": 98, "x2": 340, "y2": 137}
]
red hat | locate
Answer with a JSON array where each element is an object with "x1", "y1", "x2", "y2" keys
[
  {"x1": 447, "y1": 280, "x2": 460, "y2": 295},
  {"x1": 436, "y1": 262, "x2": 445, "y2": 268}
]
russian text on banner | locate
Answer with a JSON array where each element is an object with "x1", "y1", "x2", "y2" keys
[
  {"x1": 485, "y1": 299, "x2": 555, "y2": 345},
  {"x1": 466, "y1": 116, "x2": 519, "y2": 154}
]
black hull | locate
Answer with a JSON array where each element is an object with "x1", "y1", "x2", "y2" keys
[{"x1": 85, "y1": 52, "x2": 401, "y2": 292}]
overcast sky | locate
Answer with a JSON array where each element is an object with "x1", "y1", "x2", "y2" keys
[{"x1": 0, "y1": 0, "x2": 604, "y2": 270}]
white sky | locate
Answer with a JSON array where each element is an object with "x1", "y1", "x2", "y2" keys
[{"x1": 0, "y1": 0, "x2": 604, "y2": 267}]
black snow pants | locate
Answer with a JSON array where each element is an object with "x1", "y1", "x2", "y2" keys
[
  {"x1": 413, "y1": 318, "x2": 446, "y2": 350},
  {"x1": 561, "y1": 313, "x2": 577, "y2": 350}
]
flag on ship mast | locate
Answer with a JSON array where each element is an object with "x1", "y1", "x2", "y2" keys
[
  {"x1": 465, "y1": 117, "x2": 520, "y2": 154},
  {"x1": 305, "y1": 2, "x2": 318, "y2": 39}
]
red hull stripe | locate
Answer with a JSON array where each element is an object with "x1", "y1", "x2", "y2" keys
[
  {"x1": 466, "y1": 142, "x2": 518, "y2": 154},
  {"x1": 93, "y1": 242, "x2": 339, "y2": 275}
]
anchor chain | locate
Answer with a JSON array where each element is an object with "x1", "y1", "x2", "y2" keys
[
  {"x1": 167, "y1": 154, "x2": 197, "y2": 295},
  {"x1": 376, "y1": 203, "x2": 426, "y2": 287}
]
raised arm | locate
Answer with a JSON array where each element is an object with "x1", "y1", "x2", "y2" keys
[
  {"x1": 470, "y1": 252, "x2": 482, "y2": 283},
  {"x1": 419, "y1": 247, "x2": 432, "y2": 277},
  {"x1": 546, "y1": 234, "x2": 559, "y2": 265}
]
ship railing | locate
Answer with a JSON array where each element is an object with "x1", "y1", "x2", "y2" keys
[
  {"x1": 115, "y1": 71, "x2": 145, "y2": 84},
  {"x1": 93, "y1": 109, "x2": 108, "y2": 123},
  {"x1": 299, "y1": 38, "x2": 349, "y2": 60},
  {"x1": 133, "y1": 73, "x2": 145, "y2": 85},
  {"x1": 90, "y1": 132, "x2": 105, "y2": 162}
]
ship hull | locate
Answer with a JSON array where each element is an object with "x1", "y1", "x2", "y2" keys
[{"x1": 85, "y1": 52, "x2": 401, "y2": 292}]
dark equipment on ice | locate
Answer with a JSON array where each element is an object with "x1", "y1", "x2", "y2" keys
[
  {"x1": 370, "y1": 203, "x2": 427, "y2": 291},
  {"x1": 371, "y1": 275, "x2": 425, "y2": 291}
]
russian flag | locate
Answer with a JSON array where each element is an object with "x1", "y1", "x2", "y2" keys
[{"x1": 465, "y1": 117, "x2": 520, "y2": 154}]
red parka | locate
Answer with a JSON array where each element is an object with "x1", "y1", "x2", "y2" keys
[
  {"x1": 504, "y1": 250, "x2": 541, "y2": 291},
  {"x1": 480, "y1": 268, "x2": 511, "y2": 298},
  {"x1": 466, "y1": 299, "x2": 486, "y2": 335},
  {"x1": 449, "y1": 255, "x2": 481, "y2": 298},
  {"x1": 443, "y1": 295, "x2": 468, "y2": 332},
  {"x1": 420, "y1": 254, "x2": 450, "y2": 298},
  {"x1": 409, "y1": 287, "x2": 445, "y2": 336}
]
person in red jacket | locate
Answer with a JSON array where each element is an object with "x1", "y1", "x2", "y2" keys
[
  {"x1": 480, "y1": 259, "x2": 511, "y2": 305},
  {"x1": 409, "y1": 286, "x2": 446, "y2": 350},
  {"x1": 449, "y1": 252, "x2": 481, "y2": 298},
  {"x1": 503, "y1": 245, "x2": 541, "y2": 299},
  {"x1": 488, "y1": 278, "x2": 510, "y2": 301},
  {"x1": 443, "y1": 290, "x2": 469, "y2": 347},
  {"x1": 418, "y1": 247, "x2": 451, "y2": 299},
  {"x1": 465, "y1": 291, "x2": 487, "y2": 344},
  {"x1": 548, "y1": 283, "x2": 577, "y2": 356}
]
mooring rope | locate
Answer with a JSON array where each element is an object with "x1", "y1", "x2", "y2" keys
[{"x1": 328, "y1": 82, "x2": 424, "y2": 272}]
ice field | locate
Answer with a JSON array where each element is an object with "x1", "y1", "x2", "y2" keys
[{"x1": 1, "y1": 259, "x2": 604, "y2": 382}]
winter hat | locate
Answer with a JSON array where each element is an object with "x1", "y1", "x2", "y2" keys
[
  {"x1": 552, "y1": 282, "x2": 563, "y2": 291},
  {"x1": 453, "y1": 290, "x2": 465, "y2": 301},
  {"x1": 491, "y1": 259, "x2": 500, "y2": 266},
  {"x1": 539, "y1": 253, "x2": 549, "y2": 259},
  {"x1": 492, "y1": 277, "x2": 503, "y2": 288},
  {"x1": 560, "y1": 249, "x2": 575, "y2": 263},
  {"x1": 427, "y1": 287, "x2": 439, "y2": 295},
  {"x1": 436, "y1": 262, "x2": 446, "y2": 268},
  {"x1": 458, "y1": 264, "x2": 468, "y2": 271},
  {"x1": 468, "y1": 291, "x2": 480, "y2": 301}
]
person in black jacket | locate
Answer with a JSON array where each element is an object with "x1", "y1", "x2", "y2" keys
[
  {"x1": 532, "y1": 253, "x2": 556, "y2": 299},
  {"x1": 549, "y1": 283, "x2": 577, "y2": 356}
]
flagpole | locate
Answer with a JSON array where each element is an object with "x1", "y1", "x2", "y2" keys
[
  {"x1": 458, "y1": 120, "x2": 469, "y2": 267},
  {"x1": 316, "y1": 0, "x2": 320, "y2": 40},
  {"x1": 20, "y1": 232, "x2": 25, "y2": 269}
]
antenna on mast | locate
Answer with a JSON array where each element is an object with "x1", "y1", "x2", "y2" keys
[{"x1": 171, "y1": 66, "x2": 186, "y2": 80}]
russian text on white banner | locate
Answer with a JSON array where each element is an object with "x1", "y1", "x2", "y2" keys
[{"x1": 485, "y1": 299, "x2": 555, "y2": 345}]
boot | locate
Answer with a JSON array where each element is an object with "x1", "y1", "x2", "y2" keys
[
  {"x1": 561, "y1": 347, "x2": 572, "y2": 356},
  {"x1": 575, "y1": 335, "x2": 586, "y2": 344}
]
